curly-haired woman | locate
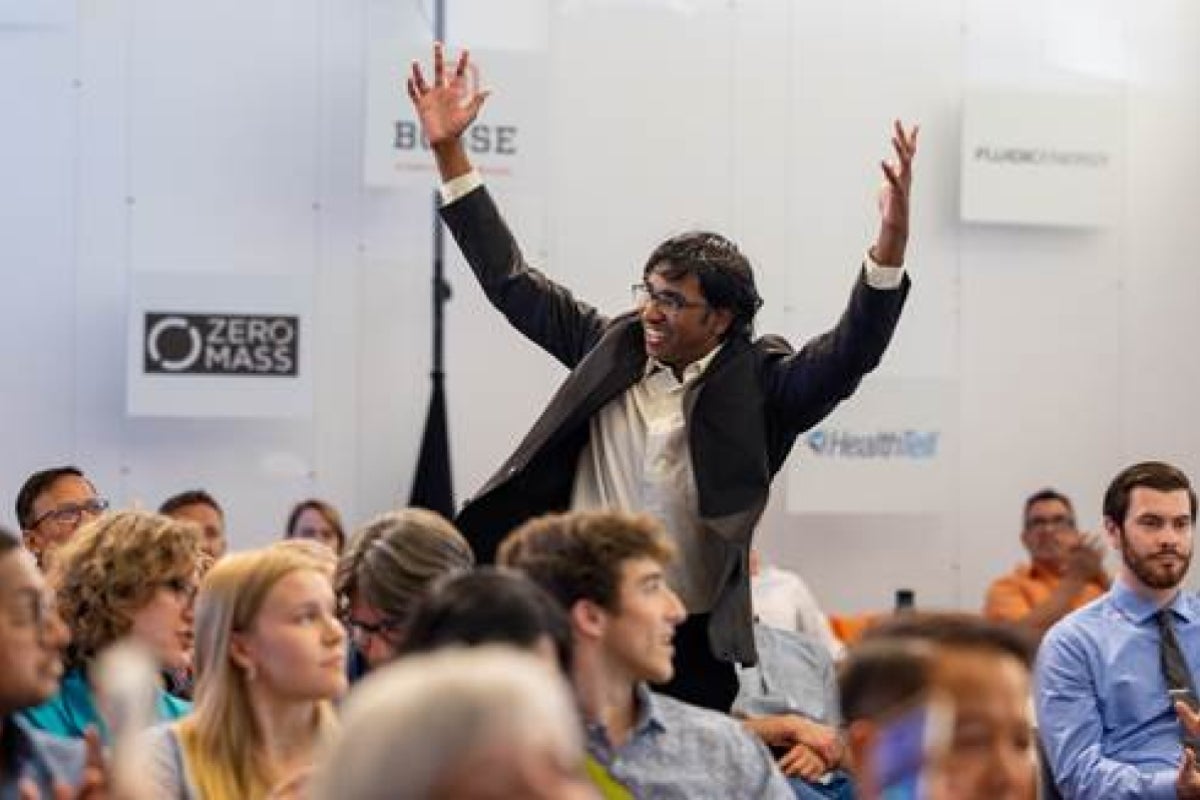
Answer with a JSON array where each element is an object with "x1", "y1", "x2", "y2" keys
[{"x1": 21, "y1": 509, "x2": 205, "y2": 740}]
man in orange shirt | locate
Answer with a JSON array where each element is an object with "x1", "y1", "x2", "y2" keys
[{"x1": 984, "y1": 489, "x2": 1109, "y2": 641}]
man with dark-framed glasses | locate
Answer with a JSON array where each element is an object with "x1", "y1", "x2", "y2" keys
[
  {"x1": 984, "y1": 488, "x2": 1109, "y2": 642},
  {"x1": 407, "y1": 42, "x2": 916, "y2": 712},
  {"x1": 14, "y1": 466, "x2": 107, "y2": 570}
]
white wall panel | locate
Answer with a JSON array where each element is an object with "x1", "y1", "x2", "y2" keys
[{"x1": 2, "y1": 0, "x2": 1199, "y2": 614}]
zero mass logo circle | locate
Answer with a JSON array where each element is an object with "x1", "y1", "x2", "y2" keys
[{"x1": 147, "y1": 316, "x2": 203, "y2": 372}]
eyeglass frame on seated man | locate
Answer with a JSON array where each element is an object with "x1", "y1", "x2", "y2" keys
[
  {"x1": 28, "y1": 498, "x2": 110, "y2": 532},
  {"x1": 340, "y1": 605, "x2": 407, "y2": 649}
]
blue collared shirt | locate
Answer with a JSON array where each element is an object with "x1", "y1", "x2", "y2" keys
[
  {"x1": 0, "y1": 716, "x2": 85, "y2": 800},
  {"x1": 584, "y1": 683, "x2": 792, "y2": 800},
  {"x1": 734, "y1": 623, "x2": 840, "y2": 725},
  {"x1": 1035, "y1": 579, "x2": 1200, "y2": 799}
]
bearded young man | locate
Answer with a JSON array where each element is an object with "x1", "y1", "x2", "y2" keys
[{"x1": 1036, "y1": 461, "x2": 1200, "y2": 799}]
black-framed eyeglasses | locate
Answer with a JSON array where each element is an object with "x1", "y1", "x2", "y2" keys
[
  {"x1": 30, "y1": 497, "x2": 109, "y2": 530},
  {"x1": 1025, "y1": 514, "x2": 1075, "y2": 532},
  {"x1": 341, "y1": 612, "x2": 405, "y2": 644},
  {"x1": 631, "y1": 283, "x2": 708, "y2": 315}
]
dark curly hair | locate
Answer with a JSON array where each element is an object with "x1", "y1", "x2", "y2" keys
[{"x1": 642, "y1": 231, "x2": 763, "y2": 339}]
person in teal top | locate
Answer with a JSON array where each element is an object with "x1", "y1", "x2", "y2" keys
[
  {"x1": 20, "y1": 509, "x2": 206, "y2": 742},
  {"x1": 22, "y1": 667, "x2": 191, "y2": 742}
]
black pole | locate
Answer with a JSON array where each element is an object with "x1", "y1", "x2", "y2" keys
[{"x1": 409, "y1": 0, "x2": 456, "y2": 520}]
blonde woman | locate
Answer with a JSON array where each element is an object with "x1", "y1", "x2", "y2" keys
[
  {"x1": 21, "y1": 509, "x2": 204, "y2": 741},
  {"x1": 143, "y1": 541, "x2": 347, "y2": 799}
]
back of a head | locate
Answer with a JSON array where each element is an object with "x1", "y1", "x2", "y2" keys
[
  {"x1": 335, "y1": 509, "x2": 474, "y2": 620},
  {"x1": 863, "y1": 612, "x2": 1036, "y2": 671},
  {"x1": 403, "y1": 567, "x2": 573, "y2": 674},
  {"x1": 311, "y1": 646, "x2": 582, "y2": 800},
  {"x1": 839, "y1": 637, "x2": 936, "y2": 724}
]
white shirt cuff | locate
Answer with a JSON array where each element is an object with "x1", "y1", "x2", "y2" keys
[
  {"x1": 439, "y1": 170, "x2": 484, "y2": 206},
  {"x1": 862, "y1": 250, "x2": 906, "y2": 290}
]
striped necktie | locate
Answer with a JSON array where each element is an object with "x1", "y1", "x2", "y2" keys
[{"x1": 1158, "y1": 608, "x2": 1200, "y2": 749}]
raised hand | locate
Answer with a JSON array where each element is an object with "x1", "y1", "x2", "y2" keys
[
  {"x1": 872, "y1": 120, "x2": 919, "y2": 266},
  {"x1": 406, "y1": 41, "x2": 489, "y2": 148}
]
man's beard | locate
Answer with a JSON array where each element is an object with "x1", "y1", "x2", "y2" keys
[{"x1": 1119, "y1": 529, "x2": 1192, "y2": 590}]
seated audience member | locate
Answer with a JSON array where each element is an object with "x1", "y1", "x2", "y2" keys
[
  {"x1": 403, "y1": 567, "x2": 572, "y2": 672},
  {"x1": 751, "y1": 548, "x2": 845, "y2": 660},
  {"x1": 984, "y1": 488, "x2": 1108, "y2": 639},
  {"x1": 22, "y1": 510, "x2": 202, "y2": 740},
  {"x1": 499, "y1": 510, "x2": 793, "y2": 799},
  {"x1": 143, "y1": 541, "x2": 346, "y2": 799},
  {"x1": 311, "y1": 647, "x2": 597, "y2": 800},
  {"x1": 734, "y1": 623, "x2": 852, "y2": 799},
  {"x1": 403, "y1": 568, "x2": 633, "y2": 800},
  {"x1": 838, "y1": 637, "x2": 942, "y2": 800},
  {"x1": 284, "y1": 498, "x2": 346, "y2": 555},
  {"x1": 862, "y1": 613, "x2": 1037, "y2": 800},
  {"x1": 0, "y1": 526, "x2": 99, "y2": 797},
  {"x1": 161, "y1": 489, "x2": 228, "y2": 562},
  {"x1": 1037, "y1": 461, "x2": 1200, "y2": 799},
  {"x1": 15, "y1": 466, "x2": 107, "y2": 570},
  {"x1": 335, "y1": 508, "x2": 473, "y2": 672},
  {"x1": 844, "y1": 618, "x2": 1041, "y2": 800}
]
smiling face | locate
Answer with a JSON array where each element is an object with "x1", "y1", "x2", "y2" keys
[
  {"x1": 0, "y1": 548, "x2": 70, "y2": 713},
  {"x1": 596, "y1": 557, "x2": 686, "y2": 684},
  {"x1": 638, "y1": 267, "x2": 732, "y2": 371},
  {"x1": 24, "y1": 475, "x2": 103, "y2": 563},
  {"x1": 234, "y1": 569, "x2": 348, "y2": 702}
]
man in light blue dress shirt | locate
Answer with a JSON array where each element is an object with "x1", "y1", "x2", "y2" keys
[{"x1": 1036, "y1": 461, "x2": 1200, "y2": 799}]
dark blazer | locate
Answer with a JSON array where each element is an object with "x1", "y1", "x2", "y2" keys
[{"x1": 443, "y1": 186, "x2": 909, "y2": 664}]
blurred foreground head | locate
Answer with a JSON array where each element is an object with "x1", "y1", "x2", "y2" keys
[
  {"x1": 311, "y1": 646, "x2": 597, "y2": 800},
  {"x1": 840, "y1": 612, "x2": 1036, "y2": 800}
]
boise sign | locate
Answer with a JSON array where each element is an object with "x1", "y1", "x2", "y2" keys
[{"x1": 143, "y1": 313, "x2": 299, "y2": 376}]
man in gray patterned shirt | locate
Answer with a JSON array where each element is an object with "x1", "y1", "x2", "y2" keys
[{"x1": 500, "y1": 510, "x2": 792, "y2": 799}]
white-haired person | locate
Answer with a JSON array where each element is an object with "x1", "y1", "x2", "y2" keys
[
  {"x1": 142, "y1": 540, "x2": 347, "y2": 799},
  {"x1": 311, "y1": 646, "x2": 598, "y2": 800}
]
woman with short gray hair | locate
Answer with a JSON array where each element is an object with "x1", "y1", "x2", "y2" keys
[{"x1": 334, "y1": 508, "x2": 473, "y2": 671}]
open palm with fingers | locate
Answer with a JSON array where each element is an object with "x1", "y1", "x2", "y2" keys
[{"x1": 406, "y1": 41, "x2": 489, "y2": 147}]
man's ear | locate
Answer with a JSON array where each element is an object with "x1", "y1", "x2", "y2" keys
[
  {"x1": 710, "y1": 308, "x2": 734, "y2": 338},
  {"x1": 1103, "y1": 517, "x2": 1121, "y2": 549},
  {"x1": 22, "y1": 529, "x2": 41, "y2": 558},
  {"x1": 570, "y1": 598, "x2": 608, "y2": 641}
]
